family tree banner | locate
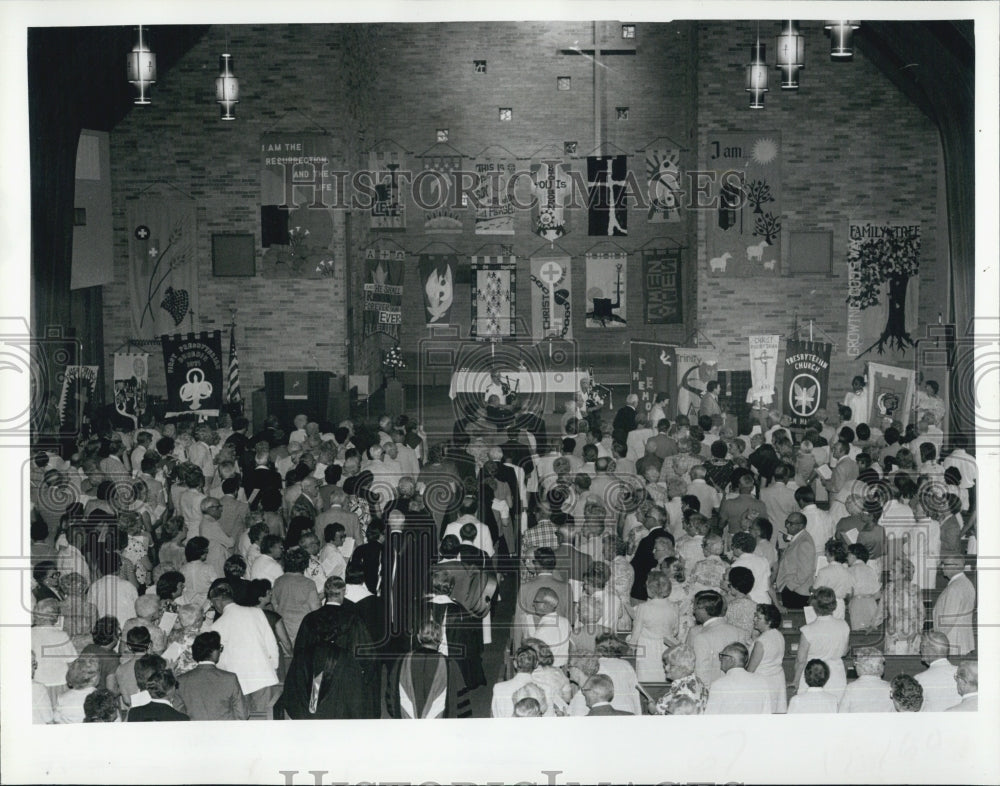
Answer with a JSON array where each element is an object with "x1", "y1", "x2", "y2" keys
[
  {"x1": 645, "y1": 147, "x2": 683, "y2": 223},
  {"x1": 641, "y1": 248, "x2": 683, "y2": 324},
  {"x1": 781, "y1": 339, "x2": 832, "y2": 427},
  {"x1": 472, "y1": 157, "x2": 515, "y2": 235},
  {"x1": 471, "y1": 256, "x2": 516, "y2": 342},
  {"x1": 748, "y1": 335, "x2": 780, "y2": 407},
  {"x1": 260, "y1": 135, "x2": 340, "y2": 277},
  {"x1": 531, "y1": 159, "x2": 571, "y2": 242},
  {"x1": 846, "y1": 221, "x2": 920, "y2": 358},
  {"x1": 587, "y1": 154, "x2": 628, "y2": 236},
  {"x1": 113, "y1": 352, "x2": 150, "y2": 422},
  {"x1": 585, "y1": 252, "x2": 628, "y2": 328},
  {"x1": 629, "y1": 342, "x2": 677, "y2": 417},
  {"x1": 160, "y1": 332, "x2": 224, "y2": 418},
  {"x1": 127, "y1": 198, "x2": 198, "y2": 339},
  {"x1": 705, "y1": 132, "x2": 781, "y2": 278},
  {"x1": 363, "y1": 249, "x2": 405, "y2": 339},
  {"x1": 529, "y1": 256, "x2": 573, "y2": 341},
  {"x1": 369, "y1": 150, "x2": 406, "y2": 231},
  {"x1": 867, "y1": 362, "x2": 916, "y2": 428},
  {"x1": 418, "y1": 254, "x2": 457, "y2": 326},
  {"x1": 674, "y1": 349, "x2": 719, "y2": 420}
]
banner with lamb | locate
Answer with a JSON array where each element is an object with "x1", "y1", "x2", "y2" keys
[{"x1": 705, "y1": 132, "x2": 782, "y2": 277}]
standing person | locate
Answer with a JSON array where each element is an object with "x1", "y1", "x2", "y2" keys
[
  {"x1": 787, "y1": 659, "x2": 839, "y2": 714},
  {"x1": 933, "y1": 557, "x2": 976, "y2": 656},
  {"x1": 703, "y1": 642, "x2": 773, "y2": 715},
  {"x1": 793, "y1": 587, "x2": 850, "y2": 703},
  {"x1": 842, "y1": 375, "x2": 870, "y2": 425},
  {"x1": 175, "y1": 631, "x2": 249, "y2": 721},
  {"x1": 747, "y1": 603, "x2": 787, "y2": 713},
  {"x1": 838, "y1": 648, "x2": 894, "y2": 713},
  {"x1": 385, "y1": 620, "x2": 472, "y2": 719},
  {"x1": 913, "y1": 632, "x2": 962, "y2": 712},
  {"x1": 774, "y1": 513, "x2": 815, "y2": 609},
  {"x1": 628, "y1": 570, "x2": 680, "y2": 681},
  {"x1": 280, "y1": 638, "x2": 370, "y2": 720},
  {"x1": 947, "y1": 662, "x2": 978, "y2": 712},
  {"x1": 698, "y1": 380, "x2": 722, "y2": 420},
  {"x1": 685, "y1": 590, "x2": 746, "y2": 687},
  {"x1": 421, "y1": 570, "x2": 487, "y2": 689},
  {"x1": 612, "y1": 394, "x2": 639, "y2": 448},
  {"x1": 208, "y1": 581, "x2": 280, "y2": 718}
]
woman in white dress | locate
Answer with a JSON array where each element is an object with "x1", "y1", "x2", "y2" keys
[
  {"x1": 628, "y1": 570, "x2": 680, "y2": 682},
  {"x1": 747, "y1": 603, "x2": 788, "y2": 713},
  {"x1": 794, "y1": 587, "x2": 850, "y2": 703}
]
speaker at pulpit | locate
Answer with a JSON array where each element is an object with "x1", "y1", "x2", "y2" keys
[{"x1": 257, "y1": 371, "x2": 349, "y2": 430}]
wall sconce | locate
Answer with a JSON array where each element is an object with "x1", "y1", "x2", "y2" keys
[
  {"x1": 216, "y1": 53, "x2": 239, "y2": 120},
  {"x1": 775, "y1": 20, "x2": 805, "y2": 89},
  {"x1": 746, "y1": 41, "x2": 768, "y2": 109},
  {"x1": 126, "y1": 25, "x2": 156, "y2": 105},
  {"x1": 826, "y1": 20, "x2": 860, "y2": 59}
]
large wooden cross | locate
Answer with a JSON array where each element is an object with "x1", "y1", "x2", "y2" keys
[{"x1": 560, "y1": 21, "x2": 637, "y2": 152}]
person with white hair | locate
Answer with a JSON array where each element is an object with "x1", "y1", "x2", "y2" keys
[
  {"x1": 31, "y1": 598, "x2": 78, "y2": 699},
  {"x1": 946, "y1": 661, "x2": 978, "y2": 712},
  {"x1": 612, "y1": 394, "x2": 640, "y2": 448},
  {"x1": 839, "y1": 648, "x2": 894, "y2": 713},
  {"x1": 54, "y1": 656, "x2": 102, "y2": 723},
  {"x1": 913, "y1": 631, "x2": 962, "y2": 711},
  {"x1": 933, "y1": 557, "x2": 976, "y2": 656}
]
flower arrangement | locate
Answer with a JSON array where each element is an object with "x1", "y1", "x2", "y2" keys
[
  {"x1": 315, "y1": 257, "x2": 336, "y2": 278},
  {"x1": 383, "y1": 345, "x2": 406, "y2": 378}
]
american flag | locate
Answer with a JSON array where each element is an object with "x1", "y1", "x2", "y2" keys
[{"x1": 227, "y1": 323, "x2": 242, "y2": 409}]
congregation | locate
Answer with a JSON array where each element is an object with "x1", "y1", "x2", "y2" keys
[{"x1": 28, "y1": 371, "x2": 979, "y2": 721}]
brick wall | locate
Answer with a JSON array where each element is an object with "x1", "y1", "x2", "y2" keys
[{"x1": 102, "y1": 21, "x2": 944, "y2": 419}]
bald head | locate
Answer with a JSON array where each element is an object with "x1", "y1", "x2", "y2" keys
[
  {"x1": 582, "y1": 673, "x2": 615, "y2": 706},
  {"x1": 956, "y1": 661, "x2": 978, "y2": 694},
  {"x1": 785, "y1": 512, "x2": 806, "y2": 533},
  {"x1": 920, "y1": 631, "x2": 951, "y2": 661},
  {"x1": 720, "y1": 642, "x2": 749, "y2": 670},
  {"x1": 532, "y1": 588, "x2": 559, "y2": 613}
]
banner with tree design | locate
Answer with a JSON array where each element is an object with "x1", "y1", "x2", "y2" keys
[
  {"x1": 705, "y1": 132, "x2": 781, "y2": 277},
  {"x1": 845, "y1": 221, "x2": 920, "y2": 357}
]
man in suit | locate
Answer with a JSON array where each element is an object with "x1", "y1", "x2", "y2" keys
[
  {"x1": 513, "y1": 548, "x2": 570, "y2": 650},
  {"x1": 946, "y1": 661, "x2": 978, "y2": 712},
  {"x1": 176, "y1": 631, "x2": 249, "y2": 720},
  {"x1": 612, "y1": 394, "x2": 639, "y2": 448},
  {"x1": 552, "y1": 526, "x2": 593, "y2": 605},
  {"x1": 245, "y1": 441, "x2": 282, "y2": 506},
  {"x1": 775, "y1": 512, "x2": 815, "y2": 609},
  {"x1": 933, "y1": 557, "x2": 976, "y2": 655},
  {"x1": 583, "y1": 674, "x2": 633, "y2": 715},
  {"x1": 914, "y1": 631, "x2": 962, "y2": 711},
  {"x1": 685, "y1": 590, "x2": 747, "y2": 686},
  {"x1": 347, "y1": 521, "x2": 384, "y2": 595},
  {"x1": 290, "y1": 476, "x2": 321, "y2": 522},
  {"x1": 630, "y1": 507, "x2": 671, "y2": 601}
]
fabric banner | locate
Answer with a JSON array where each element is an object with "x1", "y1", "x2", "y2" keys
[
  {"x1": 641, "y1": 248, "x2": 683, "y2": 324},
  {"x1": 369, "y1": 150, "x2": 406, "y2": 230},
  {"x1": 585, "y1": 252, "x2": 628, "y2": 328},
  {"x1": 705, "y1": 132, "x2": 782, "y2": 277},
  {"x1": 867, "y1": 362, "x2": 916, "y2": 428},
  {"x1": 113, "y1": 353, "x2": 149, "y2": 422},
  {"x1": 419, "y1": 152, "x2": 464, "y2": 233},
  {"x1": 645, "y1": 147, "x2": 683, "y2": 223},
  {"x1": 260, "y1": 135, "x2": 340, "y2": 277},
  {"x1": 161, "y1": 332, "x2": 224, "y2": 418},
  {"x1": 846, "y1": 221, "x2": 921, "y2": 358},
  {"x1": 587, "y1": 155, "x2": 628, "y2": 236},
  {"x1": 748, "y1": 335, "x2": 780, "y2": 407},
  {"x1": 127, "y1": 198, "x2": 198, "y2": 339},
  {"x1": 529, "y1": 256, "x2": 572, "y2": 341},
  {"x1": 781, "y1": 339, "x2": 832, "y2": 427},
  {"x1": 471, "y1": 256, "x2": 516, "y2": 342},
  {"x1": 418, "y1": 254, "x2": 457, "y2": 326},
  {"x1": 675, "y1": 349, "x2": 719, "y2": 420},
  {"x1": 531, "y1": 159, "x2": 571, "y2": 242},
  {"x1": 363, "y1": 249, "x2": 405, "y2": 339},
  {"x1": 473, "y1": 158, "x2": 515, "y2": 235},
  {"x1": 58, "y1": 366, "x2": 99, "y2": 427},
  {"x1": 629, "y1": 342, "x2": 676, "y2": 417}
]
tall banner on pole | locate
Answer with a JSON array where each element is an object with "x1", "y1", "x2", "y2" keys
[
  {"x1": 629, "y1": 342, "x2": 676, "y2": 417},
  {"x1": 161, "y1": 331, "x2": 225, "y2": 418},
  {"x1": 782, "y1": 340, "x2": 832, "y2": 427},
  {"x1": 867, "y1": 362, "x2": 916, "y2": 428},
  {"x1": 748, "y1": 336, "x2": 779, "y2": 407}
]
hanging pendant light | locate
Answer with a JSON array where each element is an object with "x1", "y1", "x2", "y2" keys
[
  {"x1": 775, "y1": 20, "x2": 805, "y2": 89},
  {"x1": 126, "y1": 25, "x2": 156, "y2": 105},
  {"x1": 746, "y1": 40, "x2": 768, "y2": 109},
  {"x1": 825, "y1": 20, "x2": 860, "y2": 59},
  {"x1": 216, "y1": 53, "x2": 239, "y2": 120}
]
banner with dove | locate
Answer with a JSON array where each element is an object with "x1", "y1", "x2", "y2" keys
[
  {"x1": 629, "y1": 341, "x2": 676, "y2": 418},
  {"x1": 748, "y1": 335, "x2": 780, "y2": 407},
  {"x1": 529, "y1": 256, "x2": 572, "y2": 341},
  {"x1": 161, "y1": 331, "x2": 224, "y2": 418},
  {"x1": 782, "y1": 339, "x2": 832, "y2": 427},
  {"x1": 127, "y1": 198, "x2": 198, "y2": 339},
  {"x1": 470, "y1": 256, "x2": 516, "y2": 342}
]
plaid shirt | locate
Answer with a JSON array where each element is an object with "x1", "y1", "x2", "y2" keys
[{"x1": 522, "y1": 519, "x2": 559, "y2": 558}]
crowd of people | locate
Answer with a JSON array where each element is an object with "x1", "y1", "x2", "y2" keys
[{"x1": 28, "y1": 370, "x2": 979, "y2": 721}]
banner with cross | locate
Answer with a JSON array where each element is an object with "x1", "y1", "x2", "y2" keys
[
  {"x1": 530, "y1": 256, "x2": 572, "y2": 341},
  {"x1": 471, "y1": 255, "x2": 516, "y2": 342}
]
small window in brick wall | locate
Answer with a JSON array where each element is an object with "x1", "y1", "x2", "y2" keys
[
  {"x1": 557, "y1": 76, "x2": 571, "y2": 91},
  {"x1": 436, "y1": 129, "x2": 449, "y2": 143},
  {"x1": 616, "y1": 107, "x2": 629, "y2": 120},
  {"x1": 474, "y1": 60, "x2": 487, "y2": 73},
  {"x1": 564, "y1": 141, "x2": 578, "y2": 155},
  {"x1": 499, "y1": 108, "x2": 512, "y2": 121},
  {"x1": 622, "y1": 24, "x2": 636, "y2": 39}
]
